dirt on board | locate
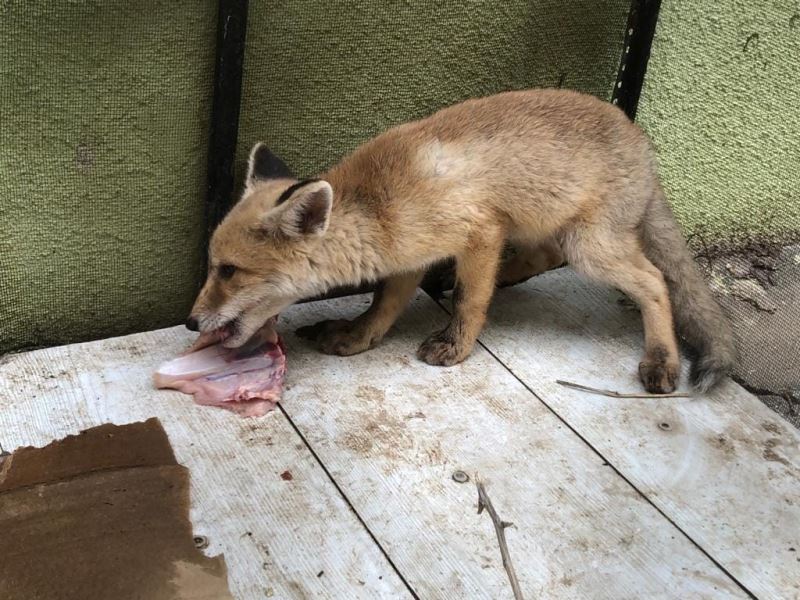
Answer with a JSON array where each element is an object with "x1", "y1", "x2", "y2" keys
[{"x1": 0, "y1": 418, "x2": 233, "y2": 600}]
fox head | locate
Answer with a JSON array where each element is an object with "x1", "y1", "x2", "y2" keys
[{"x1": 187, "y1": 143, "x2": 334, "y2": 347}]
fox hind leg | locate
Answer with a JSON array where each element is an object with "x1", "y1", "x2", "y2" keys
[{"x1": 564, "y1": 230, "x2": 681, "y2": 393}]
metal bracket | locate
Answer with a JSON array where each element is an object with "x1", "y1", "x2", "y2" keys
[{"x1": 612, "y1": 0, "x2": 662, "y2": 120}]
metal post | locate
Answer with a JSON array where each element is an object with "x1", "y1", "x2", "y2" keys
[
  {"x1": 205, "y1": 0, "x2": 249, "y2": 237},
  {"x1": 612, "y1": 0, "x2": 662, "y2": 120}
]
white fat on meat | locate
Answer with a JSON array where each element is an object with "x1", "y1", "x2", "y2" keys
[{"x1": 153, "y1": 320, "x2": 286, "y2": 418}]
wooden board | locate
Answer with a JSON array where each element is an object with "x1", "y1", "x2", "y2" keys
[
  {"x1": 0, "y1": 328, "x2": 409, "y2": 599},
  {"x1": 279, "y1": 294, "x2": 747, "y2": 599},
  {"x1": 474, "y1": 268, "x2": 800, "y2": 599},
  {"x1": 3, "y1": 280, "x2": 789, "y2": 598}
]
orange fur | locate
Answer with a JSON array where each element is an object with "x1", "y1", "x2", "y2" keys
[{"x1": 189, "y1": 89, "x2": 735, "y2": 393}]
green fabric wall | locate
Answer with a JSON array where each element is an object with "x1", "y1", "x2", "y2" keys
[
  {"x1": 637, "y1": 0, "x2": 800, "y2": 246},
  {"x1": 236, "y1": 0, "x2": 630, "y2": 180},
  {"x1": 1, "y1": 1, "x2": 631, "y2": 353},
  {"x1": 0, "y1": 2, "x2": 216, "y2": 353}
]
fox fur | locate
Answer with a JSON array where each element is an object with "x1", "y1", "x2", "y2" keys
[{"x1": 188, "y1": 89, "x2": 736, "y2": 393}]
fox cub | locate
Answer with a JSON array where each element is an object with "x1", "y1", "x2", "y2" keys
[{"x1": 188, "y1": 89, "x2": 735, "y2": 393}]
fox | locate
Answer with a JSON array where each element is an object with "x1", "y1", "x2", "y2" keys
[{"x1": 187, "y1": 89, "x2": 736, "y2": 394}]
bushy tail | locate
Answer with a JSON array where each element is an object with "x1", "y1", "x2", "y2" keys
[{"x1": 640, "y1": 188, "x2": 737, "y2": 392}]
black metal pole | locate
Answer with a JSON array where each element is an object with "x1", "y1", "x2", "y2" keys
[
  {"x1": 612, "y1": 0, "x2": 662, "y2": 121},
  {"x1": 205, "y1": 0, "x2": 249, "y2": 238}
]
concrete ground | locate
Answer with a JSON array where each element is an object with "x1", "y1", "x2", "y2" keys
[{"x1": 708, "y1": 244, "x2": 800, "y2": 428}]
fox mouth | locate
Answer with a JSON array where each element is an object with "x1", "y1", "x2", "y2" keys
[
  {"x1": 214, "y1": 314, "x2": 280, "y2": 347},
  {"x1": 218, "y1": 318, "x2": 240, "y2": 341},
  {"x1": 189, "y1": 317, "x2": 240, "y2": 352}
]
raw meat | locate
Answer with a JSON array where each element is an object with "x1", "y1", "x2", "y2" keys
[{"x1": 153, "y1": 320, "x2": 286, "y2": 417}]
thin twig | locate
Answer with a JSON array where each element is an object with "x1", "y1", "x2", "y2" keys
[
  {"x1": 556, "y1": 379, "x2": 692, "y2": 399},
  {"x1": 476, "y1": 478, "x2": 525, "y2": 600}
]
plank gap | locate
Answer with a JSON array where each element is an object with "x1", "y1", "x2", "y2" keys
[
  {"x1": 426, "y1": 290, "x2": 759, "y2": 600},
  {"x1": 277, "y1": 402, "x2": 421, "y2": 600}
]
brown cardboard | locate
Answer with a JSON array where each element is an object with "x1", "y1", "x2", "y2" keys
[{"x1": 0, "y1": 418, "x2": 233, "y2": 600}]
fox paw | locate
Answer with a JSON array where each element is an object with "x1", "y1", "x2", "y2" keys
[
  {"x1": 417, "y1": 331, "x2": 470, "y2": 366},
  {"x1": 638, "y1": 359, "x2": 679, "y2": 394},
  {"x1": 296, "y1": 319, "x2": 374, "y2": 356}
]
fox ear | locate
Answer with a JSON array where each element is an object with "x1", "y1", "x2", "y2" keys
[
  {"x1": 247, "y1": 142, "x2": 293, "y2": 183},
  {"x1": 269, "y1": 179, "x2": 333, "y2": 237}
]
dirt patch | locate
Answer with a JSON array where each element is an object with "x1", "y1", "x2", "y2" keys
[
  {"x1": 340, "y1": 407, "x2": 413, "y2": 460},
  {"x1": 709, "y1": 434, "x2": 737, "y2": 459},
  {"x1": 762, "y1": 421, "x2": 786, "y2": 436},
  {"x1": 763, "y1": 438, "x2": 792, "y2": 468},
  {"x1": 690, "y1": 236, "x2": 798, "y2": 272},
  {"x1": 238, "y1": 422, "x2": 275, "y2": 447},
  {"x1": 355, "y1": 385, "x2": 386, "y2": 403}
]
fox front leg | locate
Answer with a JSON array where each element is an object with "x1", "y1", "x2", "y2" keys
[
  {"x1": 417, "y1": 228, "x2": 504, "y2": 366},
  {"x1": 297, "y1": 270, "x2": 423, "y2": 356}
]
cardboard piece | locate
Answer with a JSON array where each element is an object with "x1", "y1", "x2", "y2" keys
[{"x1": 0, "y1": 418, "x2": 233, "y2": 600}]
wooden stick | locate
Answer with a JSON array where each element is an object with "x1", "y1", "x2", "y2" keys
[
  {"x1": 556, "y1": 379, "x2": 692, "y2": 399},
  {"x1": 476, "y1": 478, "x2": 525, "y2": 600}
]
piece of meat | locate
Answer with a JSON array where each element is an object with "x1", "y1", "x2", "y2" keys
[{"x1": 153, "y1": 319, "x2": 286, "y2": 417}]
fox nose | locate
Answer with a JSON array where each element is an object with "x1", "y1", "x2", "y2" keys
[{"x1": 186, "y1": 317, "x2": 199, "y2": 331}]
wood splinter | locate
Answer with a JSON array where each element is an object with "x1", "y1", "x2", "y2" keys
[
  {"x1": 476, "y1": 477, "x2": 525, "y2": 600},
  {"x1": 556, "y1": 379, "x2": 693, "y2": 399}
]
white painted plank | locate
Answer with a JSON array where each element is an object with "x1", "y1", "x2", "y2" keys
[
  {"x1": 279, "y1": 294, "x2": 747, "y2": 599},
  {"x1": 475, "y1": 268, "x2": 800, "y2": 599},
  {"x1": 0, "y1": 329, "x2": 408, "y2": 600}
]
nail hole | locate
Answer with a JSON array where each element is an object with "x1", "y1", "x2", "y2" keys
[
  {"x1": 193, "y1": 535, "x2": 209, "y2": 549},
  {"x1": 452, "y1": 470, "x2": 469, "y2": 483},
  {"x1": 658, "y1": 422, "x2": 672, "y2": 431}
]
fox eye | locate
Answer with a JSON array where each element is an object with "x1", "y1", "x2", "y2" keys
[{"x1": 218, "y1": 264, "x2": 237, "y2": 280}]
